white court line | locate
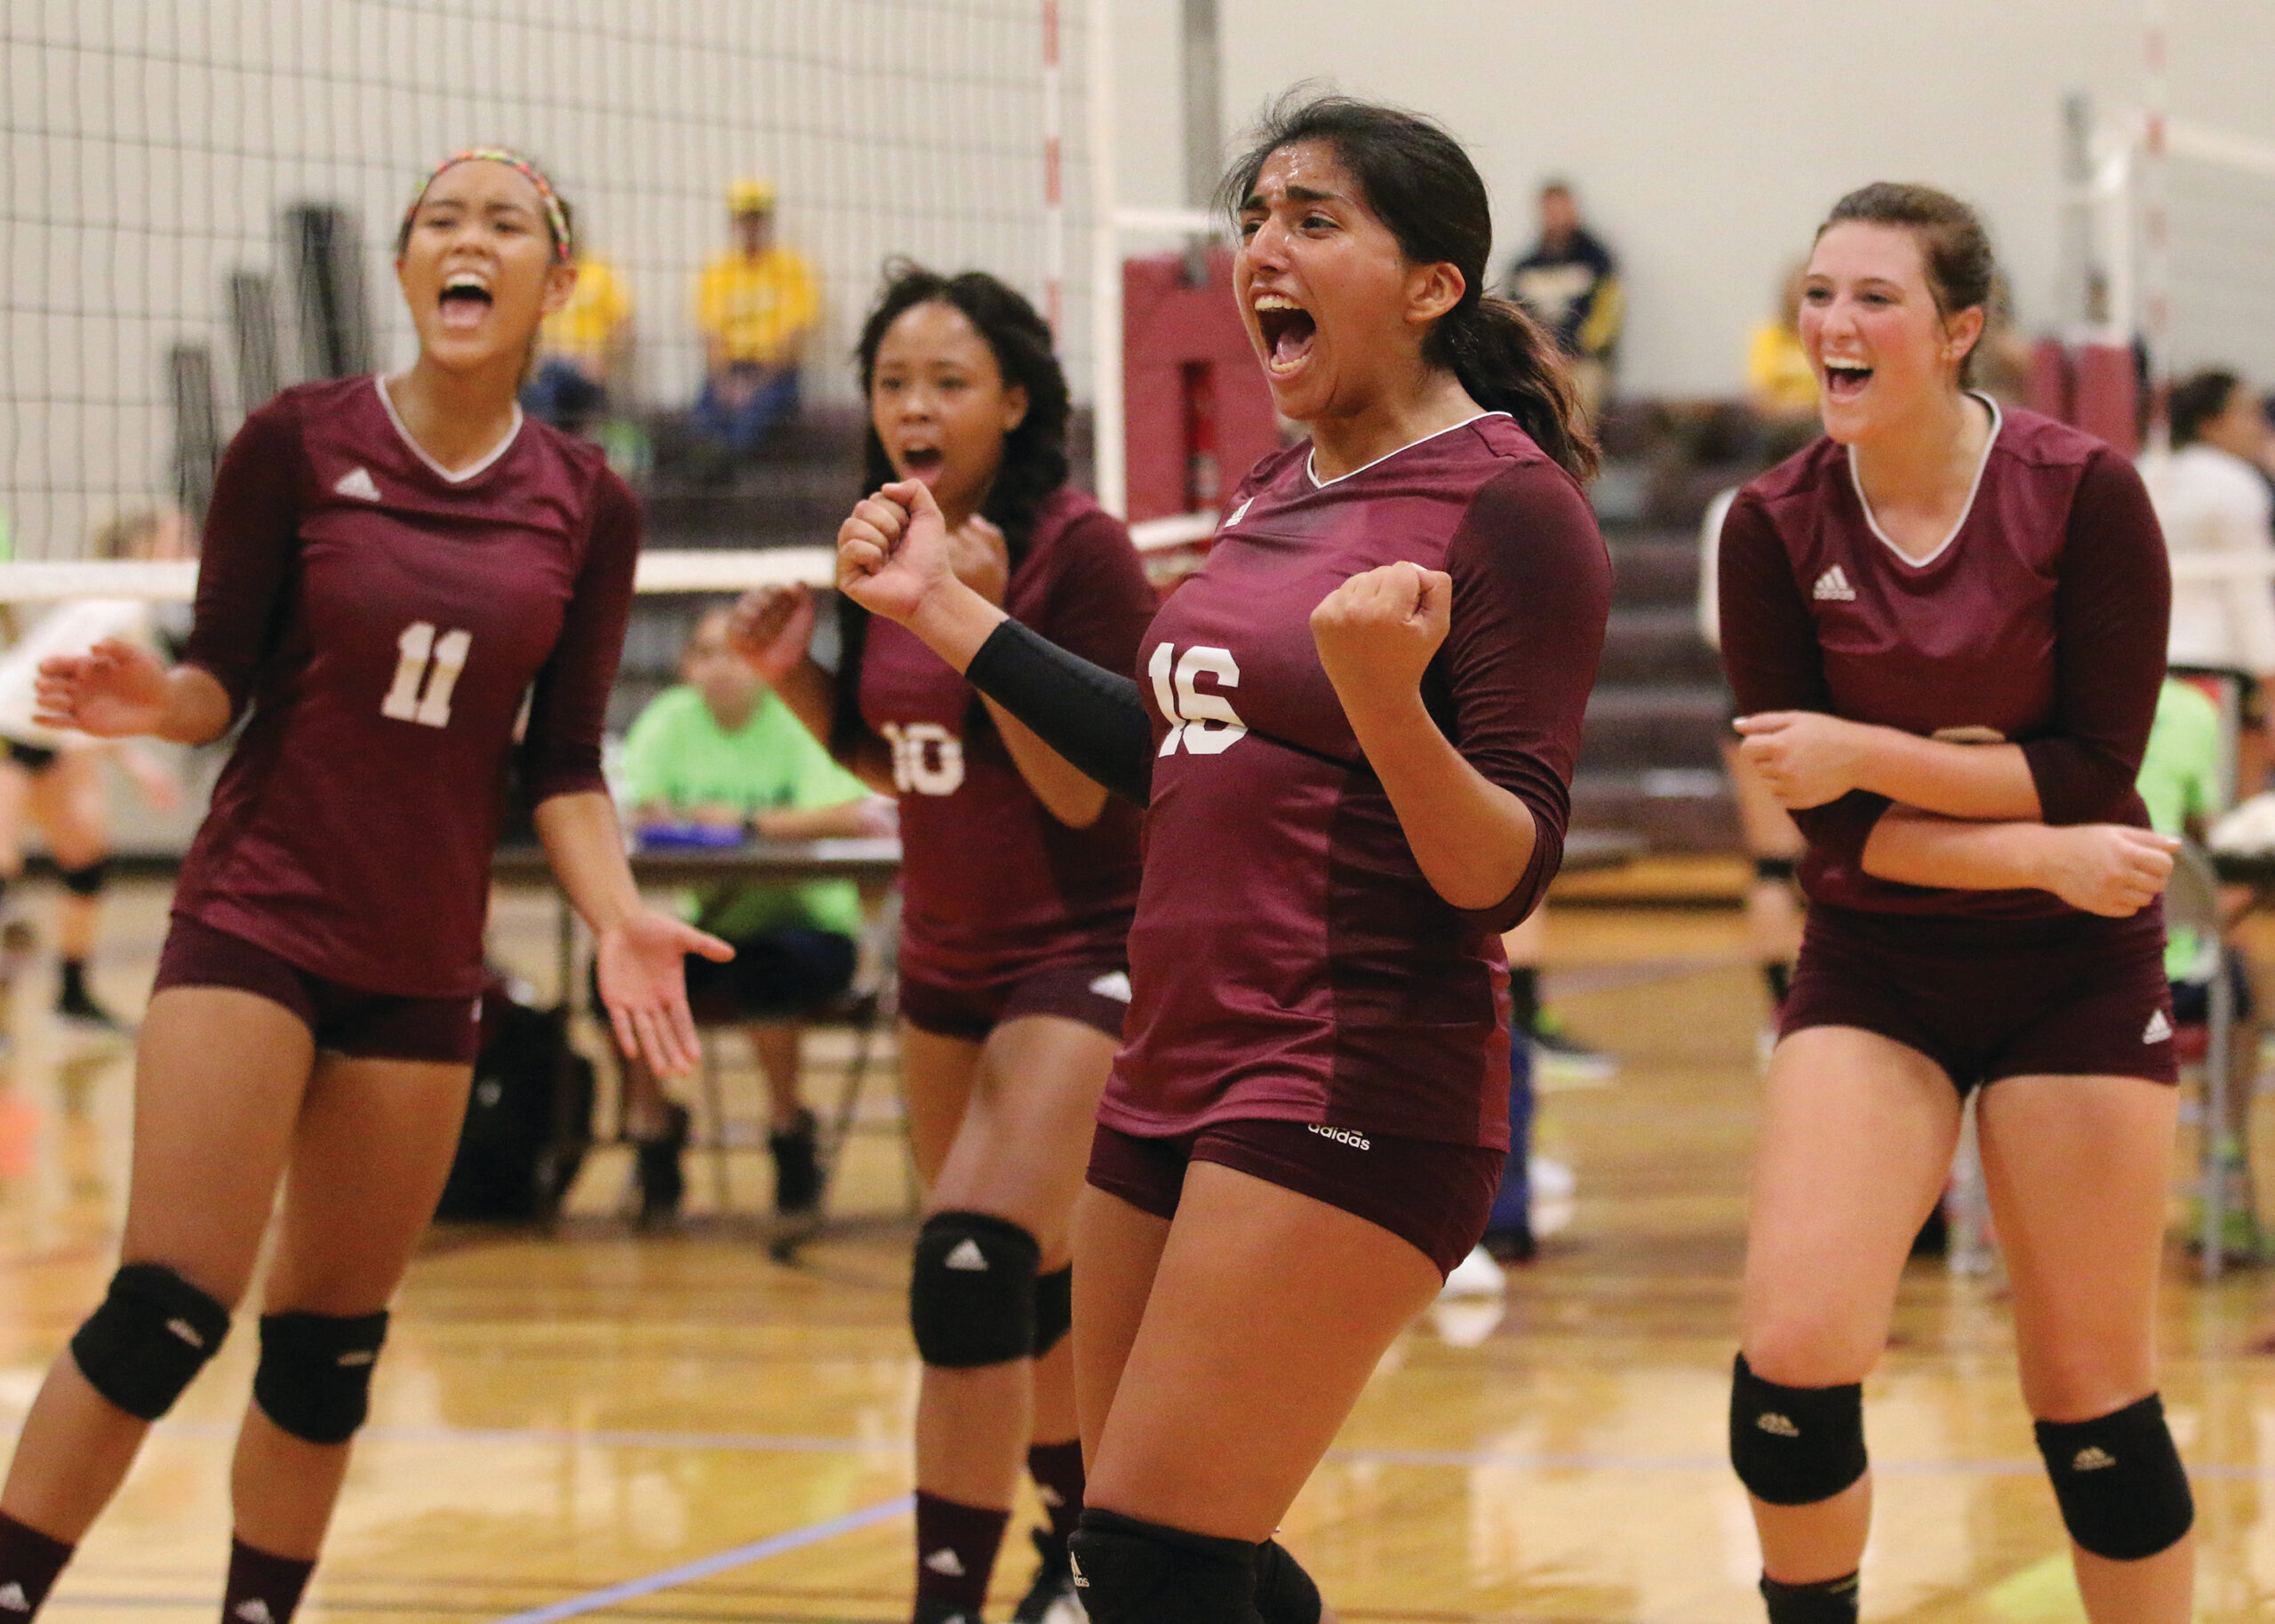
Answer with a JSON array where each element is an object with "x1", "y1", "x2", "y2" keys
[{"x1": 485, "y1": 1494, "x2": 911, "y2": 1624}]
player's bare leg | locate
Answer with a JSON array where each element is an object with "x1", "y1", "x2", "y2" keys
[
  {"x1": 30, "y1": 754, "x2": 110, "y2": 1005},
  {"x1": 1737, "y1": 1027, "x2": 1960, "y2": 1588},
  {"x1": 1081, "y1": 1161, "x2": 1436, "y2": 1542},
  {"x1": 0, "y1": 988, "x2": 314, "y2": 1540},
  {"x1": 231, "y1": 1052, "x2": 471, "y2": 1558},
  {"x1": 1979, "y1": 1074, "x2": 2192, "y2": 1624}
]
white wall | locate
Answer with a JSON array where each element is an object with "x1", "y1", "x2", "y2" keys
[{"x1": 1116, "y1": 0, "x2": 2275, "y2": 397}]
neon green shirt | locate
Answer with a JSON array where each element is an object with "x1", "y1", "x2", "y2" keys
[
  {"x1": 620, "y1": 684, "x2": 868, "y2": 940},
  {"x1": 2136, "y1": 677, "x2": 2223, "y2": 980}
]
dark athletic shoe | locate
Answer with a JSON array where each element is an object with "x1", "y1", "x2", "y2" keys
[
  {"x1": 1010, "y1": 1528, "x2": 1081, "y2": 1624},
  {"x1": 633, "y1": 1103, "x2": 690, "y2": 1227},
  {"x1": 54, "y1": 987, "x2": 132, "y2": 1038},
  {"x1": 769, "y1": 1107, "x2": 823, "y2": 1215}
]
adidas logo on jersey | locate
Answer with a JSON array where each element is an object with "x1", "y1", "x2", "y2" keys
[
  {"x1": 944, "y1": 1238, "x2": 989, "y2": 1271},
  {"x1": 924, "y1": 1547, "x2": 968, "y2": 1577},
  {"x1": 1812, "y1": 566, "x2": 1856, "y2": 602},
  {"x1": 234, "y1": 1600, "x2": 276, "y2": 1624},
  {"x1": 0, "y1": 1581, "x2": 30, "y2": 1612},
  {"x1": 1755, "y1": 1412, "x2": 1800, "y2": 1438},
  {"x1": 1221, "y1": 496, "x2": 1256, "y2": 530},
  {"x1": 2143, "y1": 1009, "x2": 2173, "y2": 1044},
  {"x1": 1306, "y1": 1124, "x2": 1371, "y2": 1150},
  {"x1": 334, "y1": 466, "x2": 381, "y2": 501},
  {"x1": 1088, "y1": 970, "x2": 1132, "y2": 1004},
  {"x1": 2071, "y1": 1445, "x2": 2117, "y2": 1471}
]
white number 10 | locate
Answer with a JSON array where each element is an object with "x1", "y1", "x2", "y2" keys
[
  {"x1": 1150, "y1": 642, "x2": 1247, "y2": 756},
  {"x1": 381, "y1": 622, "x2": 472, "y2": 728}
]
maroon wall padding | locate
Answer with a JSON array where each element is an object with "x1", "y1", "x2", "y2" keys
[
  {"x1": 2027, "y1": 336, "x2": 2074, "y2": 424},
  {"x1": 2070, "y1": 341, "x2": 2140, "y2": 457},
  {"x1": 1122, "y1": 249, "x2": 1281, "y2": 524}
]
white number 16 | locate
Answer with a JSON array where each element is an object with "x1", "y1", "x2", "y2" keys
[
  {"x1": 1150, "y1": 643, "x2": 1248, "y2": 756},
  {"x1": 381, "y1": 622, "x2": 472, "y2": 728}
]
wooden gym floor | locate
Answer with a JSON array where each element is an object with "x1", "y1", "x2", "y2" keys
[{"x1": 0, "y1": 877, "x2": 2270, "y2": 1622}]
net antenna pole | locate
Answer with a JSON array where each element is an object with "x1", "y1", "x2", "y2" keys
[
  {"x1": 1086, "y1": 0, "x2": 1127, "y2": 517},
  {"x1": 1181, "y1": 0, "x2": 1223, "y2": 280},
  {"x1": 1042, "y1": 0, "x2": 1066, "y2": 338},
  {"x1": 2141, "y1": 0, "x2": 2172, "y2": 455}
]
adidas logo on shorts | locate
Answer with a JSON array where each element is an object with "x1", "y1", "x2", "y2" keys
[
  {"x1": 1088, "y1": 970, "x2": 1132, "y2": 1004},
  {"x1": 1755, "y1": 1412, "x2": 1801, "y2": 1438},
  {"x1": 2071, "y1": 1445, "x2": 2117, "y2": 1471},
  {"x1": 1307, "y1": 1124, "x2": 1371, "y2": 1150},
  {"x1": 2143, "y1": 1009, "x2": 2173, "y2": 1044},
  {"x1": 1812, "y1": 566, "x2": 1856, "y2": 602},
  {"x1": 943, "y1": 1238, "x2": 989, "y2": 1271}
]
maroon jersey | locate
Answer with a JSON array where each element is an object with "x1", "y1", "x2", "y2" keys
[
  {"x1": 858, "y1": 486, "x2": 1150, "y2": 986},
  {"x1": 1719, "y1": 401, "x2": 2170, "y2": 918},
  {"x1": 1106, "y1": 416, "x2": 1610, "y2": 1150},
  {"x1": 174, "y1": 376, "x2": 638, "y2": 997}
]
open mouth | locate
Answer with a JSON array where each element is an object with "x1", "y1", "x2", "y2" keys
[
  {"x1": 898, "y1": 445, "x2": 946, "y2": 483},
  {"x1": 1254, "y1": 293, "x2": 1317, "y2": 376},
  {"x1": 1823, "y1": 358, "x2": 1872, "y2": 402},
  {"x1": 438, "y1": 271, "x2": 495, "y2": 332}
]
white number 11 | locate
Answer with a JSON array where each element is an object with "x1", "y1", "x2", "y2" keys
[{"x1": 381, "y1": 622, "x2": 472, "y2": 728}]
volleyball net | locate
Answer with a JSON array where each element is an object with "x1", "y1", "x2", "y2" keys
[{"x1": 0, "y1": 0, "x2": 1097, "y2": 577}]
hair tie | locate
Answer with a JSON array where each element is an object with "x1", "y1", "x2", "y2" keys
[{"x1": 402, "y1": 148, "x2": 572, "y2": 263}]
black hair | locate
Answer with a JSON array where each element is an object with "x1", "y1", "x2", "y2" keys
[
  {"x1": 1217, "y1": 89, "x2": 1598, "y2": 482},
  {"x1": 832, "y1": 262, "x2": 1074, "y2": 757},
  {"x1": 2169, "y1": 369, "x2": 2243, "y2": 448},
  {"x1": 1817, "y1": 182, "x2": 1995, "y2": 386}
]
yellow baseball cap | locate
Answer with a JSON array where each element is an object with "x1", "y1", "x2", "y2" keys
[{"x1": 727, "y1": 177, "x2": 777, "y2": 215}]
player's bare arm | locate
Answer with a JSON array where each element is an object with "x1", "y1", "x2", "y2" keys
[
  {"x1": 1861, "y1": 805, "x2": 2175, "y2": 916},
  {"x1": 1734, "y1": 710, "x2": 2040, "y2": 819},
  {"x1": 34, "y1": 640, "x2": 231, "y2": 747},
  {"x1": 1311, "y1": 561, "x2": 1537, "y2": 912}
]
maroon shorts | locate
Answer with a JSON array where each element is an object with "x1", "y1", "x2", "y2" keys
[
  {"x1": 899, "y1": 959, "x2": 1130, "y2": 1044},
  {"x1": 1782, "y1": 903, "x2": 2177, "y2": 1094},
  {"x1": 155, "y1": 914, "x2": 481, "y2": 1065},
  {"x1": 1086, "y1": 1118, "x2": 1504, "y2": 1278}
]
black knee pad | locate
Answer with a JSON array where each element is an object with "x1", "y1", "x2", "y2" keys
[
  {"x1": 1069, "y1": 1508, "x2": 1257, "y2": 1624},
  {"x1": 909, "y1": 1212, "x2": 1039, "y2": 1369},
  {"x1": 69, "y1": 1262, "x2": 231, "y2": 1421},
  {"x1": 1253, "y1": 1538, "x2": 1322, "y2": 1624},
  {"x1": 1729, "y1": 1352, "x2": 1868, "y2": 1506},
  {"x1": 253, "y1": 1310, "x2": 390, "y2": 1445},
  {"x1": 1032, "y1": 1263, "x2": 1073, "y2": 1358},
  {"x1": 2033, "y1": 1393, "x2": 2193, "y2": 1560},
  {"x1": 58, "y1": 860, "x2": 108, "y2": 898},
  {"x1": 1753, "y1": 856, "x2": 1798, "y2": 883}
]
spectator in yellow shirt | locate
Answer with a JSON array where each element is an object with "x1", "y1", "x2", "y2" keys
[
  {"x1": 1745, "y1": 260, "x2": 1819, "y2": 462},
  {"x1": 693, "y1": 178, "x2": 819, "y2": 460},
  {"x1": 524, "y1": 248, "x2": 633, "y2": 432}
]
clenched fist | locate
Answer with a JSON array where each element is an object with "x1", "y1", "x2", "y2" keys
[{"x1": 1310, "y1": 561, "x2": 1452, "y2": 707}]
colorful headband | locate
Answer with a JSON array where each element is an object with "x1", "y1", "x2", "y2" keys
[{"x1": 403, "y1": 148, "x2": 572, "y2": 263}]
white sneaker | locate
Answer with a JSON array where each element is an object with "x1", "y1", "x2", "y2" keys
[
  {"x1": 1528, "y1": 1155, "x2": 1575, "y2": 1200},
  {"x1": 1439, "y1": 1245, "x2": 1506, "y2": 1297}
]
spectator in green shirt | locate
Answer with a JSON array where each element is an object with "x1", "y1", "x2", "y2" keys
[{"x1": 617, "y1": 605, "x2": 889, "y2": 1220}]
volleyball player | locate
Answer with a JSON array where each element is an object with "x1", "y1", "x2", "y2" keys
[
  {"x1": 0, "y1": 508, "x2": 190, "y2": 1037},
  {"x1": 1719, "y1": 184, "x2": 2190, "y2": 1624},
  {"x1": 825, "y1": 94, "x2": 1610, "y2": 1623},
  {"x1": 0, "y1": 151, "x2": 725, "y2": 1624},
  {"x1": 735, "y1": 267, "x2": 1152, "y2": 1624}
]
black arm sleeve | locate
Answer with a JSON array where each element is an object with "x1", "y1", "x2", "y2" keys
[{"x1": 962, "y1": 618, "x2": 1155, "y2": 806}]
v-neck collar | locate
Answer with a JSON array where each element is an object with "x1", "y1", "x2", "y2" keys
[
  {"x1": 1844, "y1": 392, "x2": 2001, "y2": 569},
  {"x1": 1304, "y1": 412, "x2": 1509, "y2": 490},
  {"x1": 376, "y1": 374, "x2": 524, "y2": 485}
]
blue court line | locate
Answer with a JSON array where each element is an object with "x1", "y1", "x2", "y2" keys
[{"x1": 484, "y1": 1494, "x2": 912, "y2": 1624}]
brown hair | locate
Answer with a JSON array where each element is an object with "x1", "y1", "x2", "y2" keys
[
  {"x1": 1817, "y1": 182, "x2": 1995, "y2": 384},
  {"x1": 88, "y1": 509, "x2": 164, "y2": 561},
  {"x1": 1219, "y1": 90, "x2": 1598, "y2": 481}
]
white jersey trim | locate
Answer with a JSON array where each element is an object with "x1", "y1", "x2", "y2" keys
[
  {"x1": 1304, "y1": 411, "x2": 1512, "y2": 490},
  {"x1": 1844, "y1": 393, "x2": 2001, "y2": 570},
  {"x1": 375, "y1": 374, "x2": 525, "y2": 485}
]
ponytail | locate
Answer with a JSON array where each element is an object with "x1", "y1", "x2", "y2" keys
[{"x1": 1439, "y1": 295, "x2": 1599, "y2": 482}]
